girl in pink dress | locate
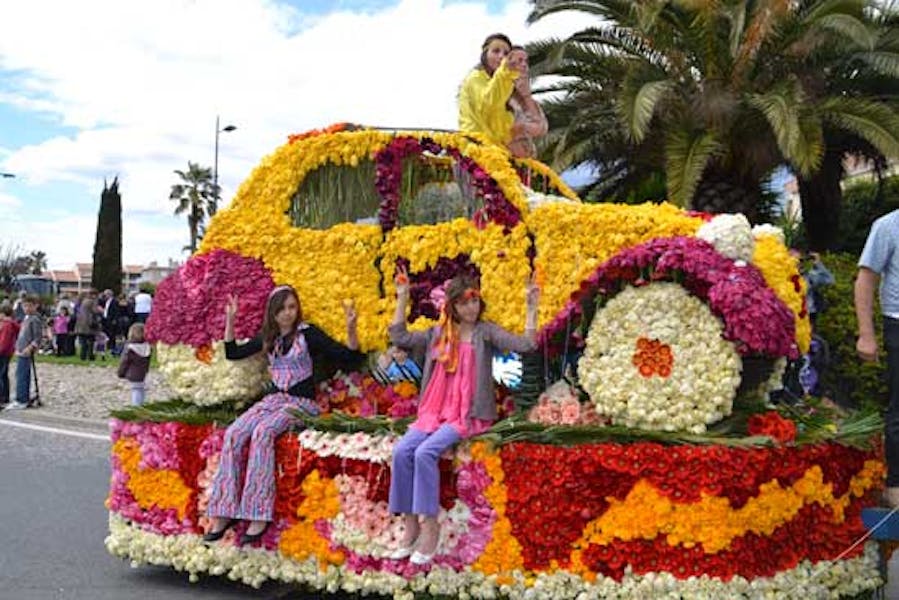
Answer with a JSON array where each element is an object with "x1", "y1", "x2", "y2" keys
[{"x1": 387, "y1": 269, "x2": 539, "y2": 565}]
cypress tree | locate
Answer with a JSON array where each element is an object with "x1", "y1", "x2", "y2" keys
[{"x1": 91, "y1": 177, "x2": 123, "y2": 295}]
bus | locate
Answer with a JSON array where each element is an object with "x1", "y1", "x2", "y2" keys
[{"x1": 12, "y1": 274, "x2": 58, "y2": 297}]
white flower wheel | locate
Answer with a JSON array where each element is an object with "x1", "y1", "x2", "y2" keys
[
  {"x1": 157, "y1": 342, "x2": 269, "y2": 406},
  {"x1": 577, "y1": 282, "x2": 742, "y2": 433}
]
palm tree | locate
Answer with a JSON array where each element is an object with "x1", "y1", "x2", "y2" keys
[
  {"x1": 169, "y1": 162, "x2": 215, "y2": 254},
  {"x1": 527, "y1": 0, "x2": 899, "y2": 248}
]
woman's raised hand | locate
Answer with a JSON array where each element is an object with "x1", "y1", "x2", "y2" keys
[
  {"x1": 343, "y1": 299, "x2": 360, "y2": 350},
  {"x1": 395, "y1": 265, "x2": 410, "y2": 301},
  {"x1": 525, "y1": 273, "x2": 540, "y2": 335},
  {"x1": 225, "y1": 294, "x2": 239, "y2": 322},
  {"x1": 343, "y1": 299, "x2": 358, "y2": 329},
  {"x1": 526, "y1": 273, "x2": 540, "y2": 310}
]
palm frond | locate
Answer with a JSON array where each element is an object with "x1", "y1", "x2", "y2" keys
[
  {"x1": 665, "y1": 127, "x2": 722, "y2": 207},
  {"x1": 617, "y1": 78, "x2": 673, "y2": 142},
  {"x1": 820, "y1": 96, "x2": 899, "y2": 159},
  {"x1": 815, "y1": 13, "x2": 877, "y2": 48},
  {"x1": 527, "y1": 0, "x2": 634, "y2": 25},
  {"x1": 747, "y1": 79, "x2": 822, "y2": 174},
  {"x1": 853, "y1": 50, "x2": 899, "y2": 78}
]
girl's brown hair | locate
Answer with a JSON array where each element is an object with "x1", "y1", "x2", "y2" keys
[
  {"x1": 262, "y1": 286, "x2": 303, "y2": 354},
  {"x1": 479, "y1": 33, "x2": 512, "y2": 73},
  {"x1": 433, "y1": 275, "x2": 485, "y2": 373},
  {"x1": 127, "y1": 323, "x2": 145, "y2": 343},
  {"x1": 444, "y1": 275, "x2": 485, "y2": 322}
]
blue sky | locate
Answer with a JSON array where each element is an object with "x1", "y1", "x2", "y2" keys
[{"x1": 0, "y1": 1, "x2": 589, "y2": 270}]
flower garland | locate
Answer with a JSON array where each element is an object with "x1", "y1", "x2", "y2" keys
[
  {"x1": 752, "y1": 231, "x2": 812, "y2": 353},
  {"x1": 156, "y1": 342, "x2": 268, "y2": 406},
  {"x1": 146, "y1": 249, "x2": 273, "y2": 347},
  {"x1": 375, "y1": 136, "x2": 522, "y2": 232},
  {"x1": 541, "y1": 236, "x2": 799, "y2": 360},
  {"x1": 578, "y1": 283, "x2": 743, "y2": 433}
]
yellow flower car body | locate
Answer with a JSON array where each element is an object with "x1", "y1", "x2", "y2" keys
[
  {"x1": 196, "y1": 127, "x2": 807, "y2": 351},
  {"x1": 154, "y1": 126, "x2": 809, "y2": 418}
]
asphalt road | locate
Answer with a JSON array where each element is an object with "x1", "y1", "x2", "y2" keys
[{"x1": 0, "y1": 413, "x2": 336, "y2": 600}]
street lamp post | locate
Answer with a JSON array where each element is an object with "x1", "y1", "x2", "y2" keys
[{"x1": 212, "y1": 115, "x2": 236, "y2": 216}]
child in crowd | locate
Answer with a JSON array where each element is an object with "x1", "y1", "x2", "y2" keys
[
  {"x1": 53, "y1": 307, "x2": 71, "y2": 357},
  {"x1": 0, "y1": 305, "x2": 20, "y2": 406},
  {"x1": 375, "y1": 345, "x2": 422, "y2": 384},
  {"x1": 387, "y1": 268, "x2": 539, "y2": 564},
  {"x1": 203, "y1": 285, "x2": 365, "y2": 546},
  {"x1": 6, "y1": 296, "x2": 43, "y2": 410},
  {"x1": 94, "y1": 331, "x2": 110, "y2": 361},
  {"x1": 117, "y1": 323, "x2": 151, "y2": 406}
]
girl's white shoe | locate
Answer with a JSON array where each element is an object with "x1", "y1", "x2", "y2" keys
[
  {"x1": 387, "y1": 545, "x2": 415, "y2": 560},
  {"x1": 409, "y1": 550, "x2": 434, "y2": 565}
]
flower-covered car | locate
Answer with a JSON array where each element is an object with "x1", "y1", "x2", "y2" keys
[
  {"x1": 147, "y1": 126, "x2": 808, "y2": 432},
  {"x1": 113, "y1": 125, "x2": 884, "y2": 599}
]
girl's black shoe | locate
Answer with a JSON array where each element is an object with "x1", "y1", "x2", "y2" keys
[
  {"x1": 202, "y1": 519, "x2": 235, "y2": 542},
  {"x1": 239, "y1": 523, "x2": 269, "y2": 546}
]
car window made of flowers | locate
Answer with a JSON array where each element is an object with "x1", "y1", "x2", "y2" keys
[{"x1": 287, "y1": 154, "x2": 486, "y2": 230}]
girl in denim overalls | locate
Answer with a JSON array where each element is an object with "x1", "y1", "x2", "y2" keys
[{"x1": 204, "y1": 285, "x2": 364, "y2": 545}]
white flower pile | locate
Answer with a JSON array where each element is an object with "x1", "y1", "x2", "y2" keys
[
  {"x1": 297, "y1": 430, "x2": 397, "y2": 464},
  {"x1": 157, "y1": 342, "x2": 268, "y2": 406},
  {"x1": 578, "y1": 283, "x2": 742, "y2": 433},
  {"x1": 696, "y1": 213, "x2": 755, "y2": 261},
  {"x1": 752, "y1": 223, "x2": 786, "y2": 245},
  {"x1": 105, "y1": 512, "x2": 881, "y2": 599}
]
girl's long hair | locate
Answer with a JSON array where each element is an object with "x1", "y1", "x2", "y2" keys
[
  {"x1": 433, "y1": 275, "x2": 485, "y2": 373},
  {"x1": 479, "y1": 33, "x2": 512, "y2": 74},
  {"x1": 261, "y1": 286, "x2": 303, "y2": 355}
]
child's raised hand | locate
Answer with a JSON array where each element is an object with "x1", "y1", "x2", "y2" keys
[
  {"x1": 342, "y1": 299, "x2": 357, "y2": 328},
  {"x1": 395, "y1": 265, "x2": 410, "y2": 300},
  {"x1": 225, "y1": 294, "x2": 239, "y2": 322},
  {"x1": 525, "y1": 273, "x2": 540, "y2": 310}
]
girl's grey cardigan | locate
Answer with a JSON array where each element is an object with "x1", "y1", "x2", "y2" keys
[{"x1": 388, "y1": 320, "x2": 537, "y2": 422}]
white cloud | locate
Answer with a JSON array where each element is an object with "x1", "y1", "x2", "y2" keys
[{"x1": 0, "y1": 0, "x2": 584, "y2": 269}]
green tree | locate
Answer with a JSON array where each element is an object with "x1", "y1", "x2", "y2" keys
[
  {"x1": 527, "y1": 0, "x2": 899, "y2": 247},
  {"x1": 91, "y1": 177, "x2": 123, "y2": 295},
  {"x1": 170, "y1": 162, "x2": 215, "y2": 254}
]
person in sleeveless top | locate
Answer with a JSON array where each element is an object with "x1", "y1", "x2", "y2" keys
[{"x1": 204, "y1": 285, "x2": 364, "y2": 545}]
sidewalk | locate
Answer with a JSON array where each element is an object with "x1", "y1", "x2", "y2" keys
[{"x1": 2, "y1": 362, "x2": 172, "y2": 423}]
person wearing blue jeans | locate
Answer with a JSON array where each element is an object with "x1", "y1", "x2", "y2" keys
[
  {"x1": 856, "y1": 209, "x2": 899, "y2": 507},
  {"x1": 5, "y1": 296, "x2": 42, "y2": 410}
]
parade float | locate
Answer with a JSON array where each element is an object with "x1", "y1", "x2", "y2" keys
[{"x1": 105, "y1": 125, "x2": 885, "y2": 599}]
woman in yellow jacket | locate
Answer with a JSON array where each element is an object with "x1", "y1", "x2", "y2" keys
[{"x1": 457, "y1": 33, "x2": 521, "y2": 146}]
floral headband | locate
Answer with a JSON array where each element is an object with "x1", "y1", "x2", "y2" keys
[
  {"x1": 268, "y1": 285, "x2": 293, "y2": 299},
  {"x1": 460, "y1": 288, "x2": 481, "y2": 301}
]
